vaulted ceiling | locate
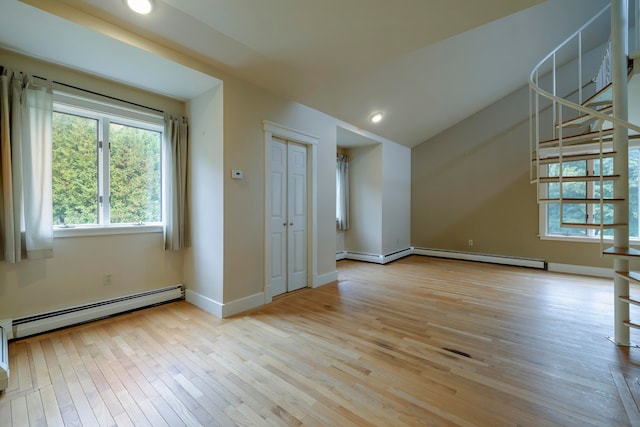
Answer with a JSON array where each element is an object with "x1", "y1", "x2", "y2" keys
[{"x1": 0, "y1": 0, "x2": 610, "y2": 147}]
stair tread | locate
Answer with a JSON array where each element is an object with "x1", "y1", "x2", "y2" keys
[
  {"x1": 561, "y1": 222, "x2": 626, "y2": 228},
  {"x1": 538, "y1": 132, "x2": 640, "y2": 149},
  {"x1": 624, "y1": 321, "x2": 640, "y2": 330},
  {"x1": 538, "y1": 129, "x2": 615, "y2": 147},
  {"x1": 616, "y1": 271, "x2": 640, "y2": 282},
  {"x1": 539, "y1": 174, "x2": 620, "y2": 183},
  {"x1": 557, "y1": 105, "x2": 613, "y2": 128},
  {"x1": 533, "y1": 151, "x2": 616, "y2": 164},
  {"x1": 582, "y1": 82, "x2": 612, "y2": 107},
  {"x1": 604, "y1": 247, "x2": 640, "y2": 257},
  {"x1": 539, "y1": 197, "x2": 625, "y2": 203}
]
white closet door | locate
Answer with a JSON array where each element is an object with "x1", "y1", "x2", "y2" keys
[
  {"x1": 269, "y1": 139, "x2": 287, "y2": 296},
  {"x1": 287, "y1": 142, "x2": 307, "y2": 292},
  {"x1": 268, "y1": 138, "x2": 307, "y2": 297}
]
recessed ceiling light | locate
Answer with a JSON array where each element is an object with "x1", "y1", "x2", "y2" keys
[
  {"x1": 370, "y1": 112, "x2": 383, "y2": 123},
  {"x1": 127, "y1": 0, "x2": 153, "y2": 14}
]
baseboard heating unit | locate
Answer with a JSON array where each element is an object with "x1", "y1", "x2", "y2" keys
[
  {"x1": 11, "y1": 285, "x2": 184, "y2": 340},
  {"x1": 337, "y1": 248, "x2": 414, "y2": 264},
  {"x1": 413, "y1": 248, "x2": 546, "y2": 270}
]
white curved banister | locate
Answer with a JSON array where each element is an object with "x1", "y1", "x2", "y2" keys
[
  {"x1": 530, "y1": 3, "x2": 640, "y2": 135},
  {"x1": 530, "y1": 5, "x2": 611, "y2": 85}
]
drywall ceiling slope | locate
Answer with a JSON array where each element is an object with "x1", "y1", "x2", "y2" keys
[
  {"x1": 0, "y1": 0, "x2": 219, "y2": 100},
  {"x1": 5, "y1": 0, "x2": 612, "y2": 147}
]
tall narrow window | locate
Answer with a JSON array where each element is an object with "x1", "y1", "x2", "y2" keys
[
  {"x1": 52, "y1": 111, "x2": 99, "y2": 225},
  {"x1": 109, "y1": 122, "x2": 161, "y2": 224},
  {"x1": 336, "y1": 153, "x2": 350, "y2": 230}
]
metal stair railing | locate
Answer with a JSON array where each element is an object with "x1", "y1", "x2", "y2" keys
[{"x1": 530, "y1": 3, "x2": 640, "y2": 240}]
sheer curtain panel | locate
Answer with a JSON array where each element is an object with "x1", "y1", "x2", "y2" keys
[
  {"x1": 164, "y1": 114, "x2": 190, "y2": 251},
  {"x1": 0, "y1": 68, "x2": 53, "y2": 263},
  {"x1": 336, "y1": 154, "x2": 350, "y2": 230}
]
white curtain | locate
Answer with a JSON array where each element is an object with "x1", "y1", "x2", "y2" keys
[
  {"x1": 163, "y1": 114, "x2": 190, "y2": 251},
  {"x1": 336, "y1": 153, "x2": 349, "y2": 230},
  {"x1": 0, "y1": 68, "x2": 53, "y2": 263}
]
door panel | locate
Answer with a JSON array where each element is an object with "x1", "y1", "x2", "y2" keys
[
  {"x1": 269, "y1": 139, "x2": 287, "y2": 296},
  {"x1": 287, "y1": 143, "x2": 307, "y2": 291}
]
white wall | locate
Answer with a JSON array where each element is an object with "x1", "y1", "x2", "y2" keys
[
  {"x1": 184, "y1": 83, "x2": 225, "y2": 306},
  {"x1": 345, "y1": 144, "x2": 383, "y2": 255},
  {"x1": 221, "y1": 78, "x2": 341, "y2": 305},
  {"x1": 0, "y1": 45, "x2": 414, "y2": 320},
  {"x1": 382, "y1": 141, "x2": 412, "y2": 254}
]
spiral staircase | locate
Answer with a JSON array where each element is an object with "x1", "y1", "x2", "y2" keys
[{"x1": 530, "y1": 1, "x2": 640, "y2": 346}]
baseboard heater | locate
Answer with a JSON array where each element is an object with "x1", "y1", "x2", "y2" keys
[
  {"x1": 413, "y1": 248, "x2": 546, "y2": 270},
  {"x1": 11, "y1": 285, "x2": 184, "y2": 340},
  {"x1": 337, "y1": 248, "x2": 414, "y2": 264}
]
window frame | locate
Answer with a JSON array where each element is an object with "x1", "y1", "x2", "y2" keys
[
  {"x1": 539, "y1": 139, "x2": 640, "y2": 243},
  {"x1": 52, "y1": 91, "x2": 164, "y2": 238}
]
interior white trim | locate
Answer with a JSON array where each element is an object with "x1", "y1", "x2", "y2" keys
[
  {"x1": 186, "y1": 289, "x2": 266, "y2": 318},
  {"x1": 263, "y1": 120, "x2": 319, "y2": 302},
  {"x1": 222, "y1": 292, "x2": 265, "y2": 317},
  {"x1": 0, "y1": 319, "x2": 10, "y2": 392},
  {"x1": 336, "y1": 251, "x2": 347, "y2": 261},
  {"x1": 314, "y1": 271, "x2": 339, "y2": 287},
  {"x1": 185, "y1": 289, "x2": 222, "y2": 318},
  {"x1": 0, "y1": 319, "x2": 13, "y2": 340}
]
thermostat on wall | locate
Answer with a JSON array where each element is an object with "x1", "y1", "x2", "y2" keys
[{"x1": 232, "y1": 169, "x2": 244, "y2": 179}]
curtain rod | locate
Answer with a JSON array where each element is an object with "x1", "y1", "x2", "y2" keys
[
  {"x1": 49, "y1": 79, "x2": 164, "y2": 114},
  {"x1": 2, "y1": 65, "x2": 165, "y2": 114}
]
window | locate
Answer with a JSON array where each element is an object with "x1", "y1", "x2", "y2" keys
[
  {"x1": 542, "y1": 146, "x2": 640, "y2": 240},
  {"x1": 336, "y1": 153, "x2": 349, "y2": 230},
  {"x1": 52, "y1": 93, "x2": 163, "y2": 232}
]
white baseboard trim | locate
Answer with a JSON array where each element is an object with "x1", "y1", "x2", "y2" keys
[
  {"x1": 314, "y1": 271, "x2": 338, "y2": 287},
  {"x1": 222, "y1": 292, "x2": 265, "y2": 318},
  {"x1": 185, "y1": 289, "x2": 223, "y2": 318},
  {"x1": 547, "y1": 263, "x2": 613, "y2": 278},
  {"x1": 338, "y1": 248, "x2": 413, "y2": 265},
  {"x1": 187, "y1": 289, "x2": 267, "y2": 318},
  {"x1": 264, "y1": 284, "x2": 273, "y2": 304},
  {"x1": 414, "y1": 248, "x2": 546, "y2": 269}
]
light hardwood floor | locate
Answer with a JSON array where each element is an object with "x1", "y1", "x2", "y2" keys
[{"x1": 1, "y1": 255, "x2": 640, "y2": 426}]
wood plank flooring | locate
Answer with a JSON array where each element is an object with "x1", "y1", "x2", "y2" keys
[{"x1": 1, "y1": 255, "x2": 640, "y2": 426}]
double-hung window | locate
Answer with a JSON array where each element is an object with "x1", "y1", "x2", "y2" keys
[{"x1": 52, "y1": 92, "x2": 163, "y2": 234}]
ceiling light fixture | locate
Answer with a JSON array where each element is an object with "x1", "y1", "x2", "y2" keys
[
  {"x1": 127, "y1": 0, "x2": 153, "y2": 15},
  {"x1": 370, "y1": 112, "x2": 383, "y2": 123}
]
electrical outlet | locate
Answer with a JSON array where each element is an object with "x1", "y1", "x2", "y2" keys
[
  {"x1": 468, "y1": 239, "x2": 473, "y2": 246},
  {"x1": 103, "y1": 273, "x2": 112, "y2": 286}
]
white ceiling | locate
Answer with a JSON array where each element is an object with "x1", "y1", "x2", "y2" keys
[{"x1": 0, "y1": 0, "x2": 611, "y2": 147}]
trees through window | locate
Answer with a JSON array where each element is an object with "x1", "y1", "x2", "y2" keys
[{"x1": 52, "y1": 99, "x2": 162, "y2": 227}]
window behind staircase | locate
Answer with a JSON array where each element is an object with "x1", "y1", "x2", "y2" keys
[{"x1": 543, "y1": 148, "x2": 640, "y2": 239}]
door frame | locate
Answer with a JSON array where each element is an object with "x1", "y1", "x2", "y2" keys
[{"x1": 263, "y1": 121, "x2": 318, "y2": 303}]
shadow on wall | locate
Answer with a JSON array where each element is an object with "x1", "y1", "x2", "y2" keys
[{"x1": 412, "y1": 84, "x2": 533, "y2": 243}]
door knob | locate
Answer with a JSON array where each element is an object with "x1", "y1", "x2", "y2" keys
[{"x1": 290, "y1": 223, "x2": 293, "y2": 226}]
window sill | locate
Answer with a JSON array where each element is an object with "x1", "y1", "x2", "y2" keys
[{"x1": 54, "y1": 224, "x2": 163, "y2": 238}]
